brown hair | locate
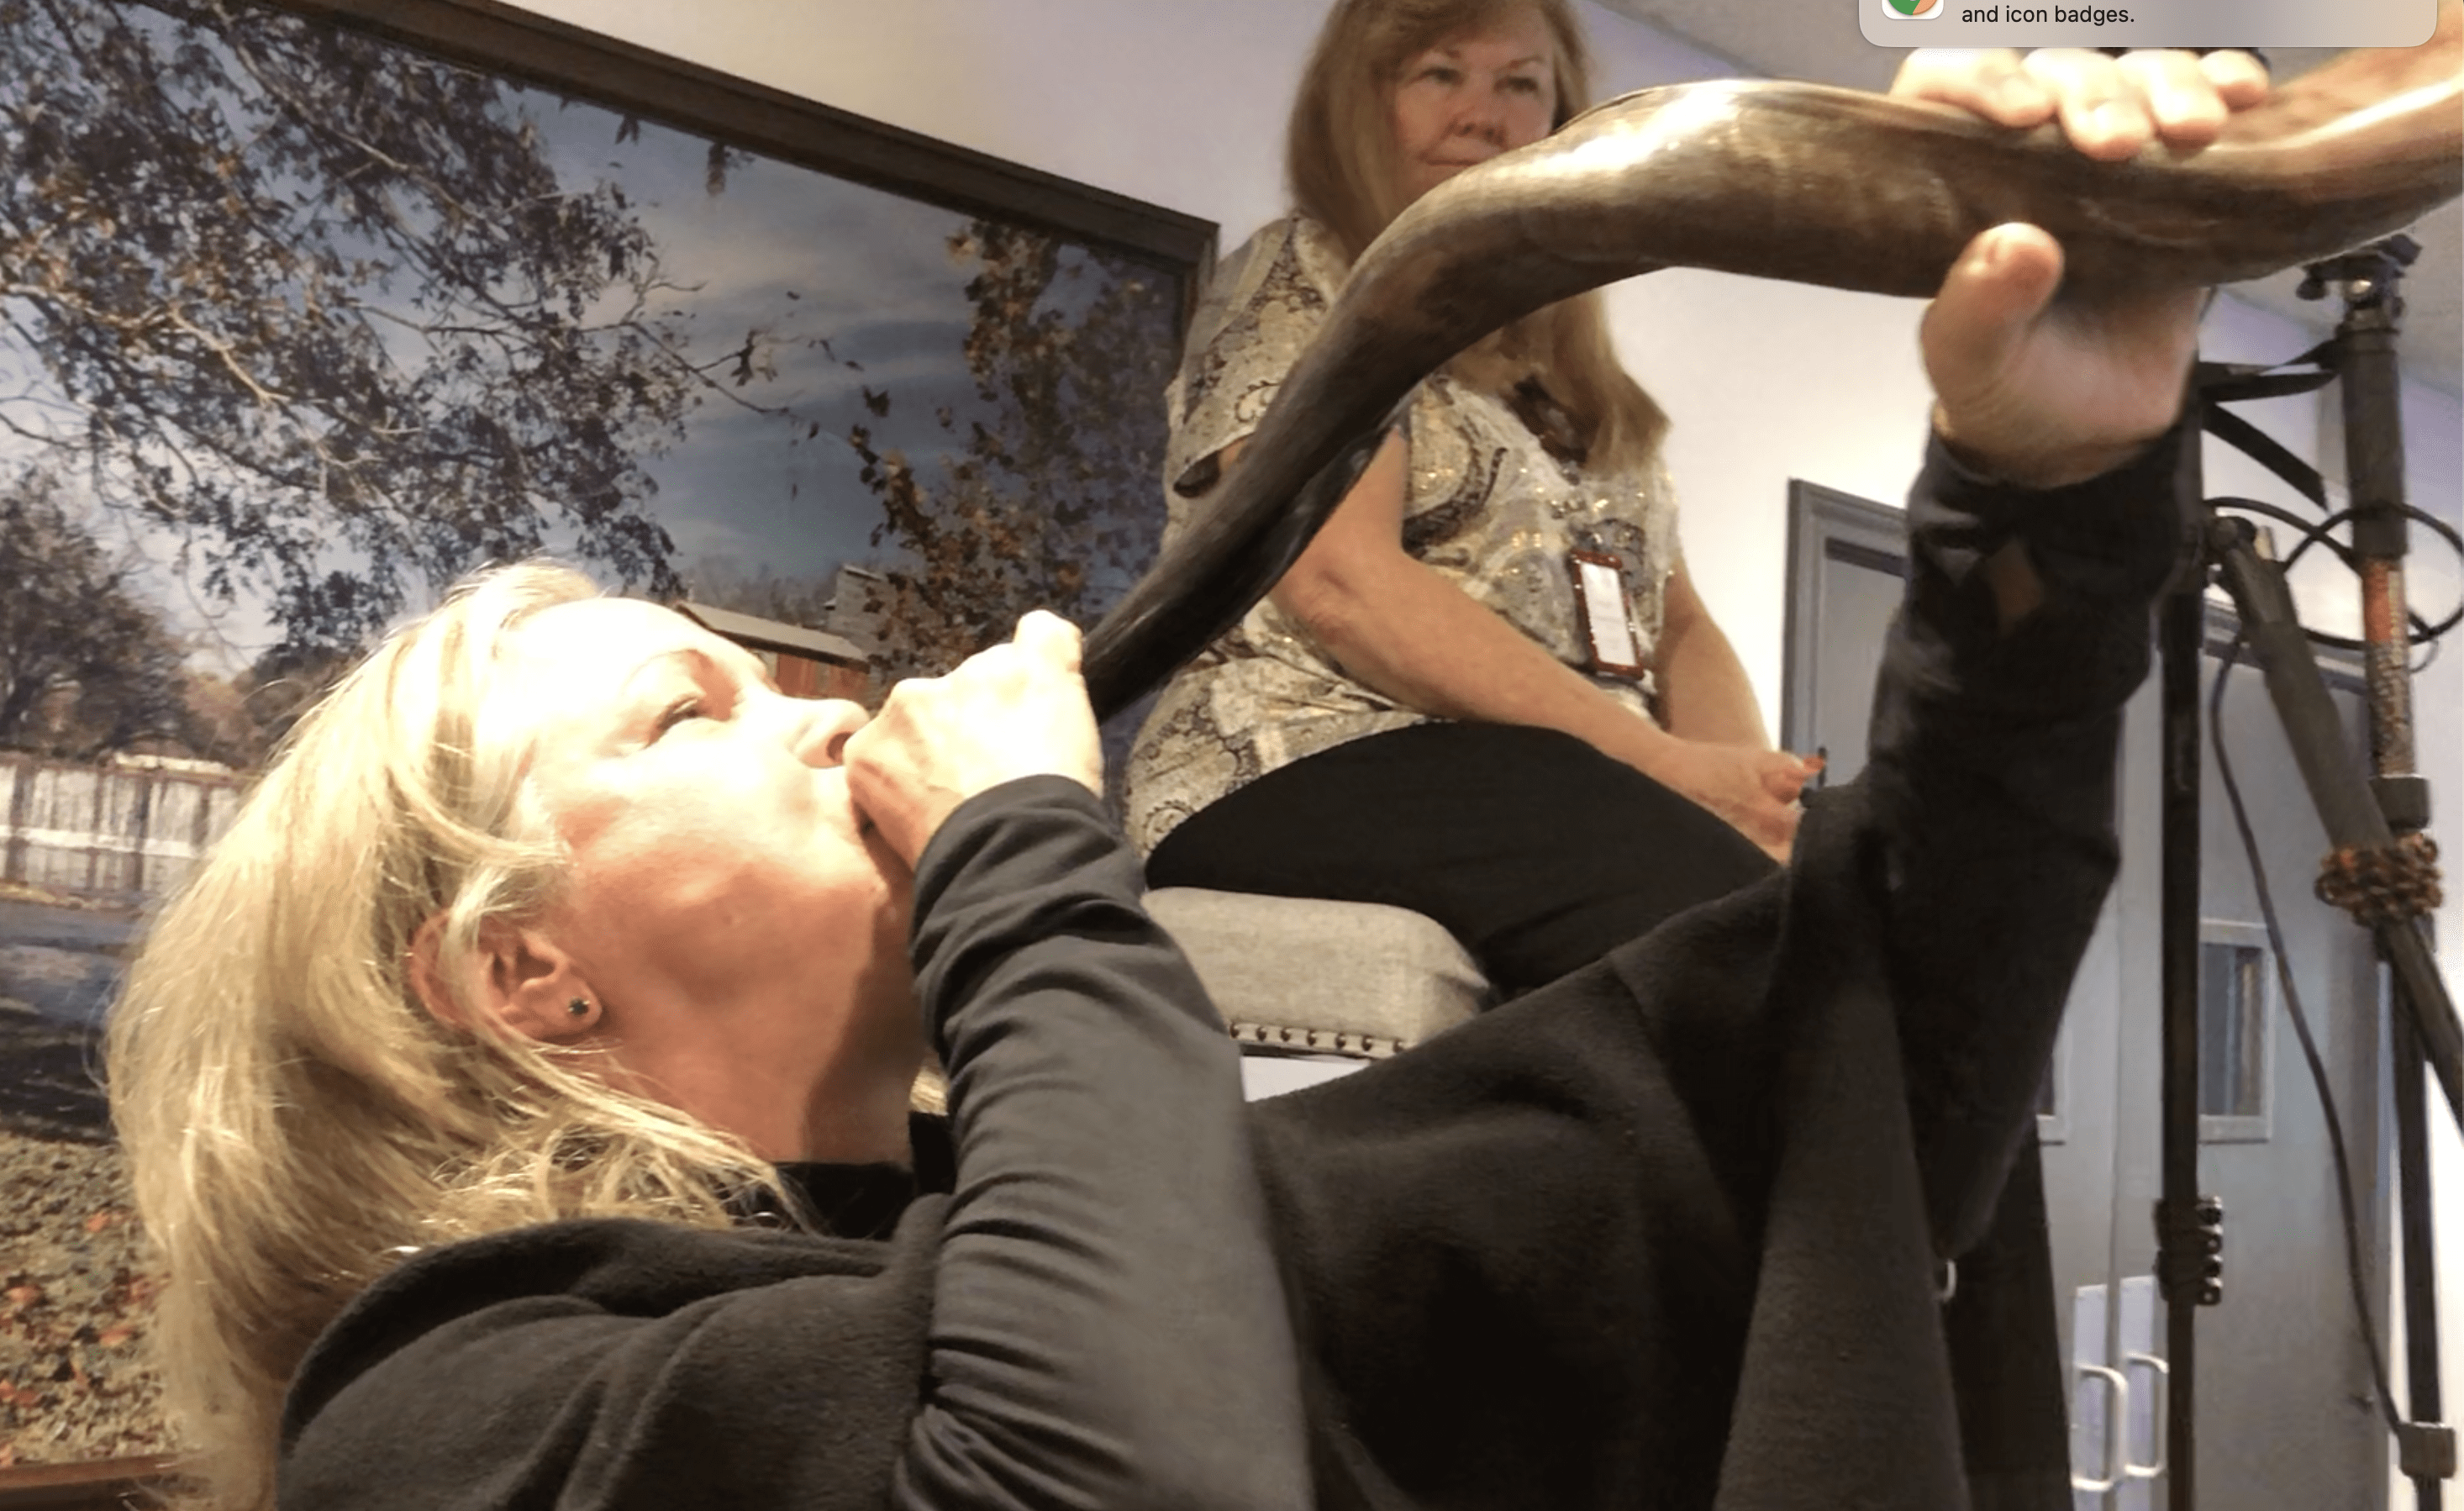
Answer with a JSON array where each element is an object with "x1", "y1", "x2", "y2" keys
[{"x1": 1285, "y1": 0, "x2": 1666, "y2": 471}]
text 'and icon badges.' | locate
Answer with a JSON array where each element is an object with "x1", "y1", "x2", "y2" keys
[{"x1": 1861, "y1": 0, "x2": 2434, "y2": 47}]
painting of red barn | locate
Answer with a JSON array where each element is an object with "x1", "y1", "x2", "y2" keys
[{"x1": 675, "y1": 601, "x2": 872, "y2": 703}]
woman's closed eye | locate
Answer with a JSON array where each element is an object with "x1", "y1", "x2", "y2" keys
[
  {"x1": 624, "y1": 646, "x2": 767, "y2": 745},
  {"x1": 654, "y1": 695, "x2": 708, "y2": 735},
  {"x1": 649, "y1": 675, "x2": 740, "y2": 740}
]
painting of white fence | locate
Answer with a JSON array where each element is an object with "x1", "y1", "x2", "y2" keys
[{"x1": 2, "y1": 756, "x2": 242, "y2": 907}]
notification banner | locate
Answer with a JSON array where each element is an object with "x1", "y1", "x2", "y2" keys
[{"x1": 1861, "y1": 0, "x2": 2435, "y2": 48}]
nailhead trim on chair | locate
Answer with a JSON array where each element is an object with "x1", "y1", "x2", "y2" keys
[{"x1": 1226, "y1": 1021, "x2": 1403, "y2": 1060}]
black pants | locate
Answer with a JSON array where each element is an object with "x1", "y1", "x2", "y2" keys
[{"x1": 1144, "y1": 722, "x2": 1777, "y2": 998}]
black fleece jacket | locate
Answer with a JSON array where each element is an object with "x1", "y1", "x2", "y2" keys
[{"x1": 277, "y1": 431, "x2": 2188, "y2": 1511}]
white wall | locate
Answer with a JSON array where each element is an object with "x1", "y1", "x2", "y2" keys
[
  {"x1": 499, "y1": 0, "x2": 1330, "y2": 242},
  {"x1": 511, "y1": 0, "x2": 2463, "y2": 1489}
]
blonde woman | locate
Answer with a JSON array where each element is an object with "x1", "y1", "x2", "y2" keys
[
  {"x1": 111, "y1": 46, "x2": 2256, "y2": 1511},
  {"x1": 110, "y1": 574, "x2": 1312, "y2": 1511},
  {"x1": 1124, "y1": 0, "x2": 2263, "y2": 999}
]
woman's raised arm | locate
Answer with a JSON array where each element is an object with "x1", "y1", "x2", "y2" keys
[{"x1": 859, "y1": 617, "x2": 1314, "y2": 1508}]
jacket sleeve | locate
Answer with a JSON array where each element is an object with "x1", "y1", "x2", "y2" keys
[
  {"x1": 898, "y1": 776, "x2": 1309, "y2": 1511},
  {"x1": 1862, "y1": 427, "x2": 2193, "y2": 1255}
]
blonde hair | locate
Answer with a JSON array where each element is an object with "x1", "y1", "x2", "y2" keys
[
  {"x1": 1286, "y1": 0, "x2": 1667, "y2": 471},
  {"x1": 108, "y1": 562, "x2": 783, "y2": 1511}
]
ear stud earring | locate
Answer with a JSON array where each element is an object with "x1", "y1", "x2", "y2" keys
[{"x1": 566, "y1": 997, "x2": 592, "y2": 1019}]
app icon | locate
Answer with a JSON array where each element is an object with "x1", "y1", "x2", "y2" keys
[{"x1": 1882, "y1": 0, "x2": 1942, "y2": 15}]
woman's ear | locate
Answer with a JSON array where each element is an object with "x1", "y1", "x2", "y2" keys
[{"x1": 408, "y1": 913, "x2": 598, "y2": 1043}]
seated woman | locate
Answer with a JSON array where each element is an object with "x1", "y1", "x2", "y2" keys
[
  {"x1": 1124, "y1": 0, "x2": 2261, "y2": 997},
  {"x1": 1126, "y1": 0, "x2": 1824, "y2": 998},
  {"x1": 109, "y1": 49, "x2": 2256, "y2": 1511}
]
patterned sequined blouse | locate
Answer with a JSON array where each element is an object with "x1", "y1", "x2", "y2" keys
[{"x1": 1121, "y1": 213, "x2": 1683, "y2": 856}]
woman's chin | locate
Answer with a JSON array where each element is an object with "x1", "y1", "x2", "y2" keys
[{"x1": 1404, "y1": 161, "x2": 1481, "y2": 203}]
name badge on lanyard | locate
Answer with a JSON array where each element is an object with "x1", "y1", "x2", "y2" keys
[{"x1": 1568, "y1": 548, "x2": 1647, "y2": 681}]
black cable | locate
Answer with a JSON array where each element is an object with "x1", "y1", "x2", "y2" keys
[
  {"x1": 2277, "y1": 503, "x2": 2464, "y2": 619},
  {"x1": 2207, "y1": 636, "x2": 2403, "y2": 1437},
  {"x1": 2209, "y1": 499, "x2": 2464, "y2": 650}
]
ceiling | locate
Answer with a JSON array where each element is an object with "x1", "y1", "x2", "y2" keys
[{"x1": 1589, "y1": 0, "x2": 2463, "y2": 395}]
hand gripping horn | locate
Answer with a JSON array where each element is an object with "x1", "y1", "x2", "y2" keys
[{"x1": 1082, "y1": 12, "x2": 2463, "y2": 720}]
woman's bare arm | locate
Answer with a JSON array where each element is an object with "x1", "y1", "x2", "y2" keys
[
  {"x1": 1655, "y1": 568, "x2": 1772, "y2": 749},
  {"x1": 1245, "y1": 431, "x2": 1810, "y2": 858}
]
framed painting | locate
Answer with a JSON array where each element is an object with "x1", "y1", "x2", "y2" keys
[{"x1": 0, "y1": 0, "x2": 1212, "y2": 1496}]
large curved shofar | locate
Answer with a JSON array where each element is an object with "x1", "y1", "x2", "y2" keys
[{"x1": 1082, "y1": 13, "x2": 2463, "y2": 719}]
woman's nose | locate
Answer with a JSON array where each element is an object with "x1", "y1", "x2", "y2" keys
[
  {"x1": 1452, "y1": 89, "x2": 1508, "y2": 143},
  {"x1": 784, "y1": 698, "x2": 868, "y2": 768}
]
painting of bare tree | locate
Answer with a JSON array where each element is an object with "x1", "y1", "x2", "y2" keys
[{"x1": 0, "y1": 0, "x2": 1205, "y2": 1482}]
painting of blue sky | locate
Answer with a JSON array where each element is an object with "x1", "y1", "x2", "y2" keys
[{"x1": 0, "y1": 0, "x2": 1185, "y2": 755}]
